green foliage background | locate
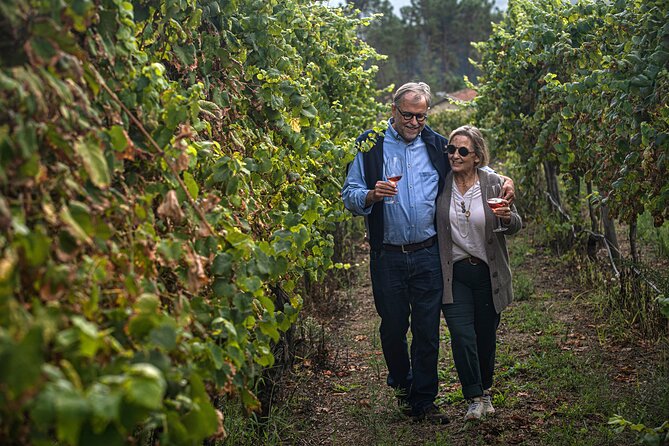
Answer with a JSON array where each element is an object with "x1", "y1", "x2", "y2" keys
[{"x1": 0, "y1": 0, "x2": 384, "y2": 444}]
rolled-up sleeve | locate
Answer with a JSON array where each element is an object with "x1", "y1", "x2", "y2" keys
[{"x1": 341, "y1": 152, "x2": 372, "y2": 216}]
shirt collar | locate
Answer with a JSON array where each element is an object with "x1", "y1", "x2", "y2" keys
[{"x1": 386, "y1": 118, "x2": 400, "y2": 141}]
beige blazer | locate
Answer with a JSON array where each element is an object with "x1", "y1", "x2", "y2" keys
[{"x1": 436, "y1": 168, "x2": 522, "y2": 313}]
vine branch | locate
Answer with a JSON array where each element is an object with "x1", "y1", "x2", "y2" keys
[
  {"x1": 544, "y1": 193, "x2": 665, "y2": 296},
  {"x1": 90, "y1": 65, "x2": 216, "y2": 237}
]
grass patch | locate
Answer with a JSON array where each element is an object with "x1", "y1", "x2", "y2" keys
[
  {"x1": 504, "y1": 301, "x2": 553, "y2": 333},
  {"x1": 569, "y1": 254, "x2": 668, "y2": 341},
  {"x1": 332, "y1": 382, "x2": 361, "y2": 393},
  {"x1": 637, "y1": 211, "x2": 669, "y2": 260},
  {"x1": 368, "y1": 322, "x2": 386, "y2": 380},
  {"x1": 436, "y1": 387, "x2": 463, "y2": 406},
  {"x1": 542, "y1": 420, "x2": 622, "y2": 446},
  {"x1": 492, "y1": 290, "x2": 645, "y2": 445},
  {"x1": 495, "y1": 346, "x2": 531, "y2": 395},
  {"x1": 508, "y1": 233, "x2": 536, "y2": 269},
  {"x1": 220, "y1": 403, "x2": 292, "y2": 445},
  {"x1": 613, "y1": 351, "x2": 669, "y2": 435},
  {"x1": 340, "y1": 385, "x2": 415, "y2": 446},
  {"x1": 425, "y1": 430, "x2": 490, "y2": 446},
  {"x1": 513, "y1": 270, "x2": 536, "y2": 301}
]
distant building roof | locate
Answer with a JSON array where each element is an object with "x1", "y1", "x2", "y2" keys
[
  {"x1": 447, "y1": 88, "x2": 477, "y2": 102},
  {"x1": 431, "y1": 88, "x2": 477, "y2": 112}
]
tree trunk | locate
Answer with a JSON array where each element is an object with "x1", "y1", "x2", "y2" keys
[
  {"x1": 629, "y1": 220, "x2": 639, "y2": 264},
  {"x1": 586, "y1": 182, "x2": 600, "y2": 259},
  {"x1": 543, "y1": 160, "x2": 561, "y2": 208},
  {"x1": 601, "y1": 204, "x2": 621, "y2": 264},
  {"x1": 586, "y1": 182, "x2": 599, "y2": 232}
]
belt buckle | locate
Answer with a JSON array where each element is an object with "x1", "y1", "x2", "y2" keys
[
  {"x1": 468, "y1": 257, "x2": 478, "y2": 265},
  {"x1": 401, "y1": 244, "x2": 409, "y2": 254}
]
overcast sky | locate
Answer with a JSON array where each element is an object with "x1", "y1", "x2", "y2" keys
[
  {"x1": 388, "y1": 0, "x2": 508, "y2": 12},
  {"x1": 324, "y1": 1, "x2": 509, "y2": 15}
]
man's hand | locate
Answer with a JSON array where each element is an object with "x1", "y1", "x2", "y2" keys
[
  {"x1": 365, "y1": 180, "x2": 397, "y2": 207},
  {"x1": 499, "y1": 175, "x2": 515, "y2": 205}
]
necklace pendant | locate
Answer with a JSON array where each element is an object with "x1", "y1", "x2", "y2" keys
[{"x1": 465, "y1": 210, "x2": 471, "y2": 218}]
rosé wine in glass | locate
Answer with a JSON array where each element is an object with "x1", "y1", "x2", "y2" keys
[
  {"x1": 485, "y1": 185, "x2": 507, "y2": 232},
  {"x1": 487, "y1": 197, "x2": 505, "y2": 210},
  {"x1": 384, "y1": 157, "x2": 403, "y2": 204}
]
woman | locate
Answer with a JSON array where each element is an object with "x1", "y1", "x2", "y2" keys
[{"x1": 436, "y1": 125, "x2": 521, "y2": 420}]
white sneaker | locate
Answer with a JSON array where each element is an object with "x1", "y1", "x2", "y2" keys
[
  {"x1": 465, "y1": 397, "x2": 484, "y2": 420},
  {"x1": 482, "y1": 393, "x2": 495, "y2": 416}
]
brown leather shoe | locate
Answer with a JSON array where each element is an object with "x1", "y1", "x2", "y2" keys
[{"x1": 413, "y1": 404, "x2": 450, "y2": 424}]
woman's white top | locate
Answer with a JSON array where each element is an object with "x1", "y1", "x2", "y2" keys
[{"x1": 449, "y1": 179, "x2": 488, "y2": 264}]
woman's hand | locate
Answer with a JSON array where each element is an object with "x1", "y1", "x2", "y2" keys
[{"x1": 492, "y1": 199, "x2": 512, "y2": 224}]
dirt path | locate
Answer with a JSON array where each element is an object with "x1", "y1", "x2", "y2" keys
[{"x1": 282, "y1": 233, "x2": 667, "y2": 446}]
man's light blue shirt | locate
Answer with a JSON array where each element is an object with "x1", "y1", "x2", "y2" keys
[{"x1": 342, "y1": 120, "x2": 439, "y2": 245}]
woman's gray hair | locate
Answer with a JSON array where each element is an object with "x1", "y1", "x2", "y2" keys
[
  {"x1": 393, "y1": 82, "x2": 432, "y2": 107},
  {"x1": 448, "y1": 125, "x2": 490, "y2": 167}
]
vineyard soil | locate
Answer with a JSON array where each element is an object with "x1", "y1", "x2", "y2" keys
[{"x1": 275, "y1": 229, "x2": 668, "y2": 446}]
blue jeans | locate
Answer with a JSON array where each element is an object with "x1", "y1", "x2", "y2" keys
[
  {"x1": 369, "y1": 243, "x2": 442, "y2": 413},
  {"x1": 442, "y1": 260, "x2": 500, "y2": 400}
]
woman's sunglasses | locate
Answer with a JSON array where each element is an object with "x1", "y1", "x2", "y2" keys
[{"x1": 446, "y1": 145, "x2": 475, "y2": 157}]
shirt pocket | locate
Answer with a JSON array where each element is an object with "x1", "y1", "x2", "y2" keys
[{"x1": 419, "y1": 171, "x2": 439, "y2": 202}]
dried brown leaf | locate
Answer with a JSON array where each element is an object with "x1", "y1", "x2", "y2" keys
[
  {"x1": 212, "y1": 409, "x2": 227, "y2": 440},
  {"x1": 174, "y1": 150, "x2": 190, "y2": 173},
  {"x1": 186, "y1": 246, "x2": 209, "y2": 292},
  {"x1": 201, "y1": 194, "x2": 221, "y2": 213},
  {"x1": 157, "y1": 190, "x2": 184, "y2": 222}
]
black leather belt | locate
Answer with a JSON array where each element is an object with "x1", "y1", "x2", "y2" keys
[{"x1": 382, "y1": 236, "x2": 436, "y2": 253}]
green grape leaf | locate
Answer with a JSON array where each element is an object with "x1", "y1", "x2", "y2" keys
[
  {"x1": 74, "y1": 136, "x2": 111, "y2": 188},
  {"x1": 124, "y1": 364, "x2": 166, "y2": 410}
]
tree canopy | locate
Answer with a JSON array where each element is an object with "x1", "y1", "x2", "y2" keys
[{"x1": 348, "y1": 0, "x2": 502, "y2": 93}]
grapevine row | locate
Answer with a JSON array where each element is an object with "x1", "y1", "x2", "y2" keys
[{"x1": 0, "y1": 0, "x2": 383, "y2": 444}]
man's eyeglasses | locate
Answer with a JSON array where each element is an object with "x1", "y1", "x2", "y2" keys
[
  {"x1": 446, "y1": 145, "x2": 475, "y2": 157},
  {"x1": 396, "y1": 105, "x2": 428, "y2": 123}
]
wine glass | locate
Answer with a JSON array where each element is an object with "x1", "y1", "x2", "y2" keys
[
  {"x1": 486, "y1": 183, "x2": 507, "y2": 232},
  {"x1": 384, "y1": 156, "x2": 403, "y2": 204}
]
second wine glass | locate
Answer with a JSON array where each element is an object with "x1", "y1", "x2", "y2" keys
[
  {"x1": 384, "y1": 156, "x2": 404, "y2": 204},
  {"x1": 486, "y1": 183, "x2": 507, "y2": 232}
]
